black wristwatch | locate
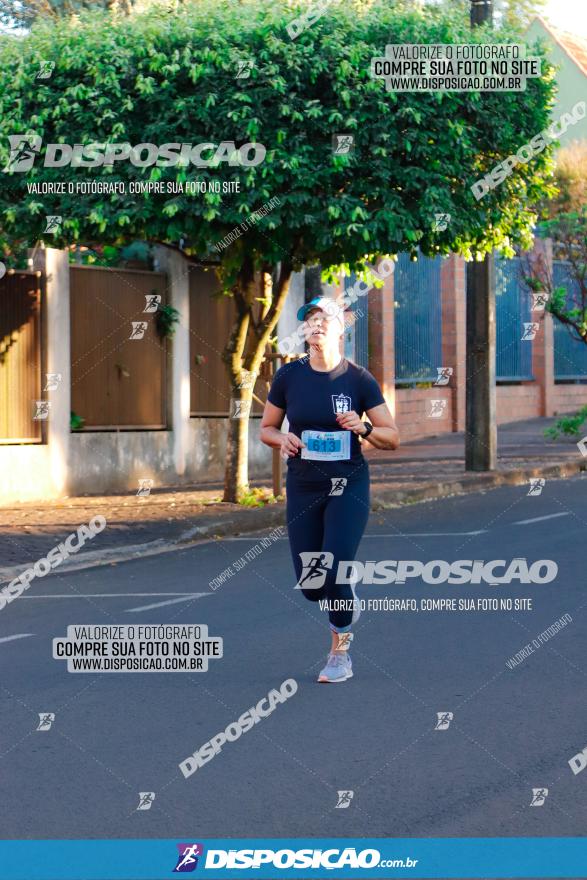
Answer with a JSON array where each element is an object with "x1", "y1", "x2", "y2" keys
[{"x1": 360, "y1": 420, "x2": 373, "y2": 438}]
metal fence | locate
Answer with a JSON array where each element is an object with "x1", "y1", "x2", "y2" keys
[
  {"x1": 394, "y1": 252, "x2": 442, "y2": 384},
  {"x1": 70, "y1": 266, "x2": 167, "y2": 428},
  {"x1": 552, "y1": 260, "x2": 587, "y2": 381},
  {"x1": 342, "y1": 274, "x2": 369, "y2": 368},
  {"x1": 0, "y1": 271, "x2": 44, "y2": 444},
  {"x1": 495, "y1": 257, "x2": 533, "y2": 381}
]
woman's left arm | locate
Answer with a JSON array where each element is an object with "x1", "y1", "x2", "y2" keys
[
  {"x1": 335, "y1": 403, "x2": 400, "y2": 450},
  {"x1": 363, "y1": 402, "x2": 400, "y2": 450}
]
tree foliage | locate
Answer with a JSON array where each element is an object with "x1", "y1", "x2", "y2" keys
[
  {"x1": 435, "y1": 0, "x2": 547, "y2": 31},
  {"x1": 524, "y1": 143, "x2": 587, "y2": 349},
  {"x1": 524, "y1": 211, "x2": 587, "y2": 344},
  {"x1": 545, "y1": 141, "x2": 587, "y2": 216},
  {"x1": 0, "y1": 0, "x2": 556, "y2": 268},
  {"x1": 0, "y1": 0, "x2": 557, "y2": 497},
  {"x1": 0, "y1": 0, "x2": 133, "y2": 30}
]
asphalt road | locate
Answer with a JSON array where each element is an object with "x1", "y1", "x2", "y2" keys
[{"x1": 1, "y1": 475, "x2": 587, "y2": 845}]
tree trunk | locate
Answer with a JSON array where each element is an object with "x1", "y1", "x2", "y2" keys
[
  {"x1": 465, "y1": 256, "x2": 496, "y2": 470},
  {"x1": 222, "y1": 262, "x2": 292, "y2": 503},
  {"x1": 466, "y1": 0, "x2": 496, "y2": 471},
  {"x1": 223, "y1": 383, "x2": 255, "y2": 503}
]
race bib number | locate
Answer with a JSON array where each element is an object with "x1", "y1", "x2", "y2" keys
[{"x1": 301, "y1": 430, "x2": 351, "y2": 461}]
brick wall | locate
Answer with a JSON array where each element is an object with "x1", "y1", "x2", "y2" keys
[
  {"x1": 368, "y1": 243, "x2": 587, "y2": 440},
  {"x1": 552, "y1": 383, "x2": 587, "y2": 416},
  {"x1": 496, "y1": 383, "x2": 542, "y2": 423},
  {"x1": 396, "y1": 387, "x2": 452, "y2": 441}
]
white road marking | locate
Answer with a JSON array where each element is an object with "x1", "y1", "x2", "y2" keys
[
  {"x1": 0, "y1": 633, "x2": 34, "y2": 644},
  {"x1": 362, "y1": 531, "x2": 488, "y2": 537},
  {"x1": 226, "y1": 531, "x2": 487, "y2": 539},
  {"x1": 124, "y1": 594, "x2": 211, "y2": 612},
  {"x1": 21, "y1": 592, "x2": 197, "y2": 599},
  {"x1": 513, "y1": 512, "x2": 570, "y2": 525}
]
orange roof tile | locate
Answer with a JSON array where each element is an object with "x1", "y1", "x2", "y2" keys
[{"x1": 530, "y1": 16, "x2": 587, "y2": 77}]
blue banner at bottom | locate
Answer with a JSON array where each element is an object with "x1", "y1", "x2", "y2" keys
[{"x1": 0, "y1": 837, "x2": 585, "y2": 879}]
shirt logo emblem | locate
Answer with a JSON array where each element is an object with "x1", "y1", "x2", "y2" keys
[{"x1": 332, "y1": 393, "x2": 351, "y2": 414}]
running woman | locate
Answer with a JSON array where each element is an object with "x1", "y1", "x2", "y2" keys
[{"x1": 260, "y1": 296, "x2": 399, "y2": 682}]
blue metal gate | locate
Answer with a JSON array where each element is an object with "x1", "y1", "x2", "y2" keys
[
  {"x1": 552, "y1": 260, "x2": 587, "y2": 380},
  {"x1": 495, "y1": 257, "x2": 533, "y2": 381},
  {"x1": 394, "y1": 252, "x2": 442, "y2": 384}
]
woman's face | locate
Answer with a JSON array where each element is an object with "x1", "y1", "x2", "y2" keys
[{"x1": 303, "y1": 307, "x2": 343, "y2": 348}]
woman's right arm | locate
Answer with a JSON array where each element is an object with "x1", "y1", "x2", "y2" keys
[{"x1": 260, "y1": 401, "x2": 304, "y2": 458}]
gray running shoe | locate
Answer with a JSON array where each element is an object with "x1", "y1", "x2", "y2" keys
[
  {"x1": 350, "y1": 581, "x2": 361, "y2": 625},
  {"x1": 317, "y1": 651, "x2": 353, "y2": 683}
]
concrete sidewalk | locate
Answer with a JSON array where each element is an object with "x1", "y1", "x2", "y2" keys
[{"x1": 0, "y1": 416, "x2": 585, "y2": 575}]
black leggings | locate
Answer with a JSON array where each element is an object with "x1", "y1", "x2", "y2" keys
[{"x1": 286, "y1": 463, "x2": 370, "y2": 632}]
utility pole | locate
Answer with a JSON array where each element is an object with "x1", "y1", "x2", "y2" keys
[{"x1": 466, "y1": 0, "x2": 496, "y2": 471}]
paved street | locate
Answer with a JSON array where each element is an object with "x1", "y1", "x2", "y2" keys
[{"x1": 1, "y1": 475, "x2": 587, "y2": 843}]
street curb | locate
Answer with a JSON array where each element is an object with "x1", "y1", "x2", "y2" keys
[
  {"x1": 3, "y1": 459, "x2": 584, "y2": 580},
  {"x1": 370, "y1": 459, "x2": 587, "y2": 509}
]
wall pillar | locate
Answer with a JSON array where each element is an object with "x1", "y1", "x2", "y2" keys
[
  {"x1": 153, "y1": 245, "x2": 191, "y2": 476},
  {"x1": 368, "y1": 261, "x2": 396, "y2": 416},
  {"x1": 32, "y1": 247, "x2": 71, "y2": 495},
  {"x1": 441, "y1": 254, "x2": 467, "y2": 432},
  {"x1": 529, "y1": 237, "x2": 555, "y2": 417}
]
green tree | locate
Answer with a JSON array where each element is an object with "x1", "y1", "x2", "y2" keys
[
  {"x1": 0, "y1": 0, "x2": 555, "y2": 500},
  {"x1": 434, "y1": 0, "x2": 547, "y2": 31},
  {"x1": 524, "y1": 143, "x2": 587, "y2": 347},
  {"x1": 0, "y1": 0, "x2": 133, "y2": 30},
  {"x1": 495, "y1": 0, "x2": 547, "y2": 30},
  {"x1": 523, "y1": 143, "x2": 587, "y2": 438}
]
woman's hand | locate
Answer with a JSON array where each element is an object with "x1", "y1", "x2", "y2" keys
[
  {"x1": 280, "y1": 432, "x2": 305, "y2": 459},
  {"x1": 335, "y1": 410, "x2": 366, "y2": 435}
]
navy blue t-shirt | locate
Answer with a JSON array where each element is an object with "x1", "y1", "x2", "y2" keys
[{"x1": 268, "y1": 356, "x2": 386, "y2": 479}]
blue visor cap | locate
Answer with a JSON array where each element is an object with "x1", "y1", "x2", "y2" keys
[{"x1": 296, "y1": 297, "x2": 345, "y2": 327}]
